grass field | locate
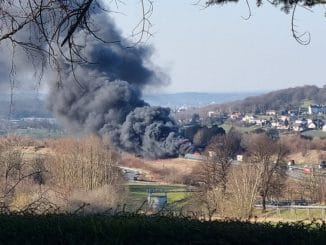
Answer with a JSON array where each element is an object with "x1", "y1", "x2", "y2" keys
[
  {"x1": 301, "y1": 130, "x2": 326, "y2": 139},
  {"x1": 220, "y1": 123, "x2": 260, "y2": 134},
  {"x1": 256, "y1": 207, "x2": 326, "y2": 221},
  {"x1": 126, "y1": 183, "x2": 189, "y2": 210},
  {"x1": 300, "y1": 99, "x2": 314, "y2": 109}
]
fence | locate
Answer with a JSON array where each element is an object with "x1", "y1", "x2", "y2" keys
[{"x1": 255, "y1": 204, "x2": 326, "y2": 220}]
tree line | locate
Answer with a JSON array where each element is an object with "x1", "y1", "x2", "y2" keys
[
  {"x1": 207, "y1": 85, "x2": 326, "y2": 114},
  {"x1": 187, "y1": 128, "x2": 326, "y2": 220},
  {"x1": 0, "y1": 135, "x2": 126, "y2": 213}
]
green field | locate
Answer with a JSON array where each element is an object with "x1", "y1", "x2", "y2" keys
[
  {"x1": 127, "y1": 183, "x2": 189, "y2": 210},
  {"x1": 301, "y1": 130, "x2": 326, "y2": 139},
  {"x1": 220, "y1": 123, "x2": 261, "y2": 134},
  {"x1": 256, "y1": 207, "x2": 326, "y2": 221},
  {"x1": 300, "y1": 99, "x2": 314, "y2": 109}
]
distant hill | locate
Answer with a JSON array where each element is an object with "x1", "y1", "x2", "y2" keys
[
  {"x1": 204, "y1": 85, "x2": 326, "y2": 113},
  {"x1": 143, "y1": 92, "x2": 260, "y2": 108},
  {"x1": 2, "y1": 86, "x2": 321, "y2": 119},
  {"x1": 0, "y1": 92, "x2": 51, "y2": 119},
  {"x1": 0, "y1": 91, "x2": 259, "y2": 119}
]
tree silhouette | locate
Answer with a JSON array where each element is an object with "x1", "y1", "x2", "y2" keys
[
  {"x1": 205, "y1": 0, "x2": 326, "y2": 45},
  {"x1": 0, "y1": 0, "x2": 153, "y2": 77}
]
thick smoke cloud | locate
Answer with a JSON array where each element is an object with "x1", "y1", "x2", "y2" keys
[
  {"x1": 116, "y1": 106, "x2": 193, "y2": 158},
  {"x1": 47, "y1": 14, "x2": 193, "y2": 158}
]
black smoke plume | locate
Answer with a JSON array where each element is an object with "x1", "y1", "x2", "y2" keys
[{"x1": 47, "y1": 14, "x2": 193, "y2": 158}]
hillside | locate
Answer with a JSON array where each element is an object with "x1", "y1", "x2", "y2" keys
[
  {"x1": 0, "y1": 92, "x2": 51, "y2": 119},
  {"x1": 203, "y1": 85, "x2": 326, "y2": 114},
  {"x1": 143, "y1": 92, "x2": 259, "y2": 108},
  {"x1": 0, "y1": 92, "x2": 259, "y2": 119}
]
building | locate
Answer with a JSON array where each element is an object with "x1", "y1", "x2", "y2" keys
[
  {"x1": 230, "y1": 112, "x2": 242, "y2": 120},
  {"x1": 242, "y1": 115, "x2": 257, "y2": 124},
  {"x1": 308, "y1": 105, "x2": 326, "y2": 115},
  {"x1": 208, "y1": 111, "x2": 217, "y2": 117},
  {"x1": 293, "y1": 122, "x2": 306, "y2": 132},
  {"x1": 266, "y1": 110, "x2": 277, "y2": 116},
  {"x1": 322, "y1": 125, "x2": 326, "y2": 132},
  {"x1": 307, "y1": 122, "x2": 317, "y2": 129}
]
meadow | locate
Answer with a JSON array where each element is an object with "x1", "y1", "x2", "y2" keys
[{"x1": 126, "y1": 183, "x2": 189, "y2": 210}]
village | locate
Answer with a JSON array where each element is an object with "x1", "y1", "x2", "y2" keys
[
  {"x1": 179, "y1": 104, "x2": 326, "y2": 135},
  {"x1": 226, "y1": 104, "x2": 326, "y2": 133}
]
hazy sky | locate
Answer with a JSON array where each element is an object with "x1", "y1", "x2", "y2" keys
[{"x1": 112, "y1": 0, "x2": 326, "y2": 93}]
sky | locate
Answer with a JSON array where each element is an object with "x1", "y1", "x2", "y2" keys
[{"x1": 111, "y1": 0, "x2": 326, "y2": 93}]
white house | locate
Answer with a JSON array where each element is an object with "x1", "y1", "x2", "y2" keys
[
  {"x1": 322, "y1": 125, "x2": 326, "y2": 132},
  {"x1": 308, "y1": 122, "x2": 317, "y2": 129},
  {"x1": 293, "y1": 123, "x2": 306, "y2": 132},
  {"x1": 242, "y1": 115, "x2": 256, "y2": 124},
  {"x1": 266, "y1": 110, "x2": 277, "y2": 116},
  {"x1": 207, "y1": 111, "x2": 217, "y2": 118},
  {"x1": 280, "y1": 116, "x2": 290, "y2": 122},
  {"x1": 230, "y1": 112, "x2": 242, "y2": 120}
]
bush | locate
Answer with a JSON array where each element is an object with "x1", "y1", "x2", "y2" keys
[{"x1": 0, "y1": 214, "x2": 325, "y2": 244}]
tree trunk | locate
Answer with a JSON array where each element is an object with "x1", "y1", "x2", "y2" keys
[{"x1": 262, "y1": 195, "x2": 266, "y2": 213}]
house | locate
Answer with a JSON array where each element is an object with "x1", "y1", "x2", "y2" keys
[
  {"x1": 295, "y1": 119, "x2": 307, "y2": 125},
  {"x1": 322, "y1": 125, "x2": 326, "y2": 132},
  {"x1": 307, "y1": 122, "x2": 317, "y2": 129},
  {"x1": 288, "y1": 110, "x2": 298, "y2": 116},
  {"x1": 308, "y1": 105, "x2": 326, "y2": 115},
  {"x1": 271, "y1": 121, "x2": 280, "y2": 128},
  {"x1": 207, "y1": 111, "x2": 217, "y2": 118},
  {"x1": 177, "y1": 106, "x2": 187, "y2": 112},
  {"x1": 314, "y1": 119, "x2": 324, "y2": 129},
  {"x1": 293, "y1": 122, "x2": 306, "y2": 132},
  {"x1": 230, "y1": 112, "x2": 242, "y2": 120},
  {"x1": 242, "y1": 115, "x2": 257, "y2": 124},
  {"x1": 271, "y1": 120, "x2": 289, "y2": 130},
  {"x1": 254, "y1": 119, "x2": 267, "y2": 126},
  {"x1": 277, "y1": 124, "x2": 290, "y2": 130},
  {"x1": 280, "y1": 116, "x2": 290, "y2": 122},
  {"x1": 266, "y1": 110, "x2": 277, "y2": 116},
  {"x1": 236, "y1": 155, "x2": 243, "y2": 162}
]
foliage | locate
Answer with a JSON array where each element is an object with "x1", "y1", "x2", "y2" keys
[
  {"x1": 213, "y1": 85, "x2": 326, "y2": 114},
  {"x1": 266, "y1": 128, "x2": 280, "y2": 141},
  {"x1": 0, "y1": 135, "x2": 126, "y2": 213},
  {"x1": 0, "y1": 213, "x2": 326, "y2": 244},
  {"x1": 245, "y1": 134, "x2": 289, "y2": 211},
  {"x1": 227, "y1": 163, "x2": 261, "y2": 218},
  {"x1": 204, "y1": 130, "x2": 242, "y2": 193},
  {"x1": 206, "y1": 0, "x2": 326, "y2": 11},
  {"x1": 46, "y1": 135, "x2": 123, "y2": 191}
]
